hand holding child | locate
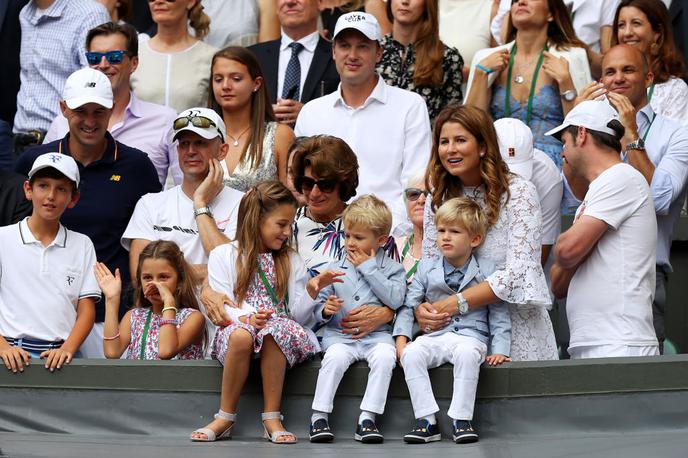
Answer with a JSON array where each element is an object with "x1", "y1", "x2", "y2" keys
[
  {"x1": 485, "y1": 354, "x2": 511, "y2": 366},
  {"x1": 94, "y1": 263, "x2": 121, "y2": 301},
  {"x1": 40, "y1": 348, "x2": 73, "y2": 372},
  {"x1": 322, "y1": 295, "x2": 344, "y2": 318},
  {"x1": 347, "y1": 247, "x2": 376, "y2": 266},
  {"x1": 0, "y1": 345, "x2": 30, "y2": 373}
]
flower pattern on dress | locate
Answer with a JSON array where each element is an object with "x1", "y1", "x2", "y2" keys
[
  {"x1": 378, "y1": 34, "x2": 464, "y2": 121},
  {"x1": 292, "y1": 207, "x2": 346, "y2": 278},
  {"x1": 126, "y1": 307, "x2": 204, "y2": 360},
  {"x1": 422, "y1": 175, "x2": 558, "y2": 361},
  {"x1": 211, "y1": 253, "x2": 318, "y2": 368}
]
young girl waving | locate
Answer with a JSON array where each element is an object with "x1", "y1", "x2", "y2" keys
[
  {"x1": 190, "y1": 180, "x2": 342, "y2": 444},
  {"x1": 95, "y1": 240, "x2": 205, "y2": 360}
]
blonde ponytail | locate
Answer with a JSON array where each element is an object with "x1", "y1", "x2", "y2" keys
[{"x1": 189, "y1": 1, "x2": 210, "y2": 39}]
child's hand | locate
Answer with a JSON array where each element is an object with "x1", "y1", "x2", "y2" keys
[
  {"x1": 485, "y1": 354, "x2": 511, "y2": 366},
  {"x1": 94, "y1": 263, "x2": 121, "y2": 300},
  {"x1": 308, "y1": 270, "x2": 345, "y2": 296},
  {"x1": 348, "y1": 247, "x2": 376, "y2": 266},
  {"x1": 145, "y1": 281, "x2": 176, "y2": 307},
  {"x1": 40, "y1": 348, "x2": 74, "y2": 372},
  {"x1": 322, "y1": 295, "x2": 343, "y2": 317},
  {"x1": 395, "y1": 337, "x2": 408, "y2": 364},
  {"x1": 0, "y1": 346, "x2": 31, "y2": 373},
  {"x1": 249, "y1": 308, "x2": 273, "y2": 330}
]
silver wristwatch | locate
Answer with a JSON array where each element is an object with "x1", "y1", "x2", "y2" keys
[
  {"x1": 625, "y1": 137, "x2": 646, "y2": 152},
  {"x1": 193, "y1": 206, "x2": 213, "y2": 219},
  {"x1": 455, "y1": 292, "x2": 469, "y2": 315},
  {"x1": 561, "y1": 89, "x2": 577, "y2": 102}
]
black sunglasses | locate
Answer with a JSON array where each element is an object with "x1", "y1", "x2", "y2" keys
[
  {"x1": 404, "y1": 188, "x2": 429, "y2": 202},
  {"x1": 85, "y1": 50, "x2": 128, "y2": 66},
  {"x1": 298, "y1": 176, "x2": 338, "y2": 194}
]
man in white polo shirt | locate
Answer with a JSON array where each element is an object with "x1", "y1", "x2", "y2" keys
[
  {"x1": 122, "y1": 107, "x2": 244, "y2": 281},
  {"x1": 0, "y1": 153, "x2": 100, "y2": 372},
  {"x1": 549, "y1": 100, "x2": 659, "y2": 359},
  {"x1": 295, "y1": 12, "x2": 431, "y2": 229}
]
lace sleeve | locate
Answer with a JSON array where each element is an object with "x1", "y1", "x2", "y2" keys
[
  {"x1": 651, "y1": 78, "x2": 688, "y2": 127},
  {"x1": 486, "y1": 178, "x2": 552, "y2": 308},
  {"x1": 421, "y1": 197, "x2": 441, "y2": 259}
]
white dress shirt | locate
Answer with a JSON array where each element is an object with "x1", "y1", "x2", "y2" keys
[{"x1": 277, "y1": 31, "x2": 320, "y2": 101}]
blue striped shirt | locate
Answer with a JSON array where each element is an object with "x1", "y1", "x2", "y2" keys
[{"x1": 13, "y1": 0, "x2": 110, "y2": 133}]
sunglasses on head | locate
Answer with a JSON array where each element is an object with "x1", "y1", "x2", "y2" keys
[
  {"x1": 85, "y1": 50, "x2": 128, "y2": 66},
  {"x1": 298, "y1": 176, "x2": 338, "y2": 194},
  {"x1": 404, "y1": 188, "x2": 429, "y2": 202},
  {"x1": 173, "y1": 115, "x2": 224, "y2": 139}
]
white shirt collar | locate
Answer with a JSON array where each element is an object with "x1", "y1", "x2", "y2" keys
[
  {"x1": 19, "y1": 217, "x2": 67, "y2": 248},
  {"x1": 280, "y1": 30, "x2": 320, "y2": 53},
  {"x1": 333, "y1": 76, "x2": 388, "y2": 109}
]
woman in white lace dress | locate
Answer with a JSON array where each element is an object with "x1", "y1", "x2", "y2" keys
[
  {"x1": 612, "y1": 0, "x2": 688, "y2": 126},
  {"x1": 208, "y1": 47, "x2": 294, "y2": 192},
  {"x1": 417, "y1": 105, "x2": 558, "y2": 361}
]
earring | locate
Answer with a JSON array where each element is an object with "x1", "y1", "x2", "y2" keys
[
  {"x1": 650, "y1": 42, "x2": 659, "y2": 56},
  {"x1": 480, "y1": 153, "x2": 485, "y2": 157}
]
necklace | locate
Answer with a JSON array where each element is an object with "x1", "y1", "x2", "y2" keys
[
  {"x1": 513, "y1": 48, "x2": 541, "y2": 84},
  {"x1": 226, "y1": 126, "x2": 250, "y2": 147},
  {"x1": 505, "y1": 43, "x2": 547, "y2": 126}
]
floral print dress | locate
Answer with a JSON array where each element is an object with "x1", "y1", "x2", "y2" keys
[
  {"x1": 211, "y1": 253, "x2": 318, "y2": 368},
  {"x1": 126, "y1": 307, "x2": 204, "y2": 360}
]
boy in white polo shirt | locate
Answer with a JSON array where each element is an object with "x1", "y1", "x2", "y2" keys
[{"x1": 0, "y1": 153, "x2": 100, "y2": 373}]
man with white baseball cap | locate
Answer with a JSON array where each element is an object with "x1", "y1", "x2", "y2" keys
[
  {"x1": 295, "y1": 11, "x2": 431, "y2": 233},
  {"x1": 15, "y1": 68, "x2": 161, "y2": 359},
  {"x1": 548, "y1": 100, "x2": 659, "y2": 359}
]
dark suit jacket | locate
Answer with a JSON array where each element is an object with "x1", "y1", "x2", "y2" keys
[
  {"x1": 670, "y1": 0, "x2": 688, "y2": 83},
  {"x1": 249, "y1": 36, "x2": 340, "y2": 104}
]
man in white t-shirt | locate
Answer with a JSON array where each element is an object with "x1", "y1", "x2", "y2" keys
[
  {"x1": 122, "y1": 107, "x2": 244, "y2": 281},
  {"x1": 295, "y1": 12, "x2": 431, "y2": 230},
  {"x1": 548, "y1": 100, "x2": 659, "y2": 359}
]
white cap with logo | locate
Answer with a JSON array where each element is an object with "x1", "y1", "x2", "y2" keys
[
  {"x1": 63, "y1": 67, "x2": 113, "y2": 110},
  {"x1": 333, "y1": 12, "x2": 382, "y2": 42},
  {"x1": 545, "y1": 99, "x2": 622, "y2": 140},
  {"x1": 28, "y1": 153, "x2": 81, "y2": 187},
  {"x1": 172, "y1": 107, "x2": 226, "y2": 143},
  {"x1": 495, "y1": 118, "x2": 535, "y2": 180}
]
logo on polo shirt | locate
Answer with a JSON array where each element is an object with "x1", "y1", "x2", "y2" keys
[
  {"x1": 110, "y1": 174, "x2": 121, "y2": 182},
  {"x1": 66, "y1": 275, "x2": 75, "y2": 285}
]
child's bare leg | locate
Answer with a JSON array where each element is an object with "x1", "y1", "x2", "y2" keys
[
  {"x1": 260, "y1": 334, "x2": 294, "y2": 441},
  {"x1": 191, "y1": 328, "x2": 253, "y2": 439}
]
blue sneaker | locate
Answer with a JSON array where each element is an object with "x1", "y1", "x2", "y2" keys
[
  {"x1": 403, "y1": 419, "x2": 441, "y2": 443},
  {"x1": 452, "y1": 420, "x2": 479, "y2": 444},
  {"x1": 354, "y1": 419, "x2": 384, "y2": 443},
  {"x1": 309, "y1": 418, "x2": 334, "y2": 443}
]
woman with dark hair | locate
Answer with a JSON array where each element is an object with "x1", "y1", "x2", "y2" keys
[
  {"x1": 464, "y1": 0, "x2": 592, "y2": 169},
  {"x1": 97, "y1": 0, "x2": 132, "y2": 23},
  {"x1": 208, "y1": 47, "x2": 294, "y2": 191},
  {"x1": 613, "y1": 0, "x2": 688, "y2": 125},
  {"x1": 131, "y1": 0, "x2": 216, "y2": 113},
  {"x1": 377, "y1": 0, "x2": 464, "y2": 121},
  {"x1": 417, "y1": 104, "x2": 558, "y2": 361}
]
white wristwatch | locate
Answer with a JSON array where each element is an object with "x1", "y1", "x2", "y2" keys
[
  {"x1": 455, "y1": 292, "x2": 469, "y2": 315},
  {"x1": 193, "y1": 206, "x2": 213, "y2": 219}
]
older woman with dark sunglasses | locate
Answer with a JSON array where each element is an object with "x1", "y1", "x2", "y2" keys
[{"x1": 394, "y1": 171, "x2": 428, "y2": 283}]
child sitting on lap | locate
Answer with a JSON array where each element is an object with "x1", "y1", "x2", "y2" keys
[
  {"x1": 309, "y1": 195, "x2": 407, "y2": 444},
  {"x1": 395, "y1": 197, "x2": 511, "y2": 444}
]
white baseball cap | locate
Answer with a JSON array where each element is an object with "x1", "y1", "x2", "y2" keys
[
  {"x1": 28, "y1": 153, "x2": 80, "y2": 187},
  {"x1": 545, "y1": 99, "x2": 622, "y2": 140},
  {"x1": 495, "y1": 118, "x2": 534, "y2": 180},
  {"x1": 63, "y1": 67, "x2": 113, "y2": 110},
  {"x1": 333, "y1": 12, "x2": 382, "y2": 42},
  {"x1": 172, "y1": 108, "x2": 226, "y2": 143}
]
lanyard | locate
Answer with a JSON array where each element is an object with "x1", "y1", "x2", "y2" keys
[
  {"x1": 257, "y1": 265, "x2": 288, "y2": 315},
  {"x1": 139, "y1": 309, "x2": 153, "y2": 360},
  {"x1": 642, "y1": 112, "x2": 656, "y2": 142},
  {"x1": 647, "y1": 83, "x2": 656, "y2": 103},
  {"x1": 400, "y1": 235, "x2": 419, "y2": 279},
  {"x1": 505, "y1": 43, "x2": 547, "y2": 126}
]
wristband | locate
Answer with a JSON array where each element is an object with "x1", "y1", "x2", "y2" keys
[
  {"x1": 103, "y1": 333, "x2": 120, "y2": 341},
  {"x1": 161, "y1": 306, "x2": 178, "y2": 314},
  {"x1": 160, "y1": 319, "x2": 179, "y2": 327},
  {"x1": 476, "y1": 64, "x2": 494, "y2": 75}
]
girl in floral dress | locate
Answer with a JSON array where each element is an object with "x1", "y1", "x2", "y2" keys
[
  {"x1": 190, "y1": 181, "x2": 343, "y2": 444},
  {"x1": 95, "y1": 240, "x2": 205, "y2": 360}
]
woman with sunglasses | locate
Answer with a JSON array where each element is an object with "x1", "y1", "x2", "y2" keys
[
  {"x1": 208, "y1": 47, "x2": 294, "y2": 192},
  {"x1": 418, "y1": 104, "x2": 558, "y2": 361},
  {"x1": 395, "y1": 172, "x2": 427, "y2": 282},
  {"x1": 131, "y1": 0, "x2": 216, "y2": 113}
]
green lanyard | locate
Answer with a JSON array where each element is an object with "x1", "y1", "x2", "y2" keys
[
  {"x1": 139, "y1": 309, "x2": 153, "y2": 360},
  {"x1": 505, "y1": 43, "x2": 547, "y2": 127},
  {"x1": 642, "y1": 112, "x2": 656, "y2": 142},
  {"x1": 257, "y1": 265, "x2": 288, "y2": 315},
  {"x1": 647, "y1": 83, "x2": 656, "y2": 103},
  {"x1": 400, "y1": 235, "x2": 419, "y2": 279}
]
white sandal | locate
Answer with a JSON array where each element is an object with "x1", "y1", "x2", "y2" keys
[
  {"x1": 261, "y1": 411, "x2": 297, "y2": 444},
  {"x1": 190, "y1": 410, "x2": 236, "y2": 442}
]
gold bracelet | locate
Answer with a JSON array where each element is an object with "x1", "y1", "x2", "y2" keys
[{"x1": 161, "y1": 306, "x2": 178, "y2": 314}]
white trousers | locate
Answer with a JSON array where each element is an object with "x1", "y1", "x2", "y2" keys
[
  {"x1": 78, "y1": 322, "x2": 105, "y2": 358},
  {"x1": 400, "y1": 333, "x2": 486, "y2": 421},
  {"x1": 312, "y1": 341, "x2": 396, "y2": 414},
  {"x1": 569, "y1": 344, "x2": 659, "y2": 359}
]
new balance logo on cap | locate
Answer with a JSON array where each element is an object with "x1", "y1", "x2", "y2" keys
[{"x1": 85, "y1": 82, "x2": 96, "y2": 88}]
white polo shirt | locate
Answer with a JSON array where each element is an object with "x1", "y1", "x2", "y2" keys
[
  {"x1": 121, "y1": 185, "x2": 244, "y2": 265},
  {"x1": 0, "y1": 219, "x2": 101, "y2": 341},
  {"x1": 295, "y1": 77, "x2": 432, "y2": 229},
  {"x1": 565, "y1": 0, "x2": 620, "y2": 52}
]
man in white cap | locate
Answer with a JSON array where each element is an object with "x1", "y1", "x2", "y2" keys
[
  {"x1": 15, "y1": 67, "x2": 161, "y2": 358},
  {"x1": 0, "y1": 153, "x2": 100, "y2": 373},
  {"x1": 122, "y1": 107, "x2": 244, "y2": 283},
  {"x1": 295, "y1": 11, "x2": 431, "y2": 231},
  {"x1": 495, "y1": 118, "x2": 563, "y2": 267},
  {"x1": 548, "y1": 100, "x2": 659, "y2": 359}
]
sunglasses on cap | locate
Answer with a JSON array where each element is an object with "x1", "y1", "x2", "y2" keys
[
  {"x1": 298, "y1": 176, "x2": 338, "y2": 194},
  {"x1": 404, "y1": 188, "x2": 429, "y2": 202},
  {"x1": 173, "y1": 114, "x2": 224, "y2": 140},
  {"x1": 85, "y1": 50, "x2": 128, "y2": 66}
]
